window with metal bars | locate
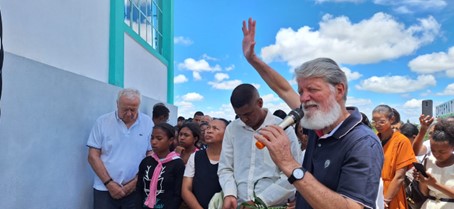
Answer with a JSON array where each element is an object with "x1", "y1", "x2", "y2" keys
[{"x1": 124, "y1": 0, "x2": 163, "y2": 54}]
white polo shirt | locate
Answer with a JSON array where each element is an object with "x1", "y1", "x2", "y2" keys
[{"x1": 87, "y1": 111, "x2": 153, "y2": 191}]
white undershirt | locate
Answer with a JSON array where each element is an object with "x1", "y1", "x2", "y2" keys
[{"x1": 183, "y1": 152, "x2": 219, "y2": 178}]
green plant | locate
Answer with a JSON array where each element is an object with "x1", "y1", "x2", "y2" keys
[
  {"x1": 239, "y1": 181, "x2": 287, "y2": 209},
  {"x1": 239, "y1": 195, "x2": 287, "y2": 209}
]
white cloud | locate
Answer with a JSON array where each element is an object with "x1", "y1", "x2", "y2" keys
[
  {"x1": 356, "y1": 74, "x2": 436, "y2": 93},
  {"x1": 178, "y1": 58, "x2": 222, "y2": 72},
  {"x1": 403, "y1": 98, "x2": 423, "y2": 108},
  {"x1": 259, "y1": 93, "x2": 292, "y2": 115},
  {"x1": 399, "y1": 98, "x2": 434, "y2": 123},
  {"x1": 345, "y1": 96, "x2": 374, "y2": 120},
  {"x1": 346, "y1": 96, "x2": 373, "y2": 107},
  {"x1": 266, "y1": 102, "x2": 292, "y2": 116},
  {"x1": 396, "y1": 102, "x2": 422, "y2": 124},
  {"x1": 288, "y1": 79, "x2": 297, "y2": 86},
  {"x1": 341, "y1": 67, "x2": 362, "y2": 81},
  {"x1": 225, "y1": 64, "x2": 235, "y2": 71},
  {"x1": 214, "y1": 73, "x2": 229, "y2": 82},
  {"x1": 373, "y1": 0, "x2": 447, "y2": 13},
  {"x1": 261, "y1": 13, "x2": 440, "y2": 68},
  {"x1": 193, "y1": 72, "x2": 202, "y2": 80},
  {"x1": 314, "y1": 0, "x2": 447, "y2": 13},
  {"x1": 207, "y1": 79, "x2": 261, "y2": 90},
  {"x1": 178, "y1": 58, "x2": 222, "y2": 80},
  {"x1": 261, "y1": 94, "x2": 281, "y2": 103},
  {"x1": 252, "y1": 83, "x2": 261, "y2": 90},
  {"x1": 204, "y1": 103, "x2": 237, "y2": 121},
  {"x1": 208, "y1": 80, "x2": 243, "y2": 90},
  {"x1": 447, "y1": 70, "x2": 454, "y2": 77},
  {"x1": 420, "y1": 89, "x2": 432, "y2": 97},
  {"x1": 174, "y1": 100, "x2": 195, "y2": 118},
  {"x1": 174, "y1": 74, "x2": 188, "y2": 84},
  {"x1": 174, "y1": 36, "x2": 193, "y2": 46},
  {"x1": 436, "y1": 83, "x2": 454, "y2": 96},
  {"x1": 175, "y1": 100, "x2": 193, "y2": 108},
  {"x1": 202, "y1": 54, "x2": 219, "y2": 61},
  {"x1": 182, "y1": 92, "x2": 204, "y2": 101},
  {"x1": 408, "y1": 46, "x2": 454, "y2": 76}
]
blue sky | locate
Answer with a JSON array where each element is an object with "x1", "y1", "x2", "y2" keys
[{"x1": 173, "y1": 0, "x2": 454, "y2": 123}]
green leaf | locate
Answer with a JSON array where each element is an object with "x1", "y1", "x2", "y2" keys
[
  {"x1": 254, "y1": 196, "x2": 268, "y2": 208},
  {"x1": 240, "y1": 202, "x2": 258, "y2": 209}
]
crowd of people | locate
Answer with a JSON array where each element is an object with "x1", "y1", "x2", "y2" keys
[{"x1": 86, "y1": 17, "x2": 453, "y2": 209}]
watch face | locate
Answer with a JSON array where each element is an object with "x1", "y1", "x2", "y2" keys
[{"x1": 293, "y1": 168, "x2": 305, "y2": 179}]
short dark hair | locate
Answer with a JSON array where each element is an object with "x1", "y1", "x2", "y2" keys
[
  {"x1": 194, "y1": 111, "x2": 204, "y2": 117},
  {"x1": 372, "y1": 105, "x2": 394, "y2": 120},
  {"x1": 400, "y1": 123, "x2": 419, "y2": 139},
  {"x1": 273, "y1": 109, "x2": 287, "y2": 120},
  {"x1": 179, "y1": 122, "x2": 202, "y2": 147},
  {"x1": 213, "y1": 117, "x2": 230, "y2": 126},
  {"x1": 230, "y1": 84, "x2": 258, "y2": 108},
  {"x1": 360, "y1": 112, "x2": 372, "y2": 129},
  {"x1": 391, "y1": 108, "x2": 401, "y2": 125},
  {"x1": 152, "y1": 104, "x2": 170, "y2": 119},
  {"x1": 431, "y1": 118, "x2": 454, "y2": 146},
  {"x1": 178, "y1": 116, "x2": 185, "y2": 121},
  {"x1": 153, "y1": 122, "x2": 176, "y2": 139}
]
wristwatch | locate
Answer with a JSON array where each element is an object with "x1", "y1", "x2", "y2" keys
[{"x1": 288, "y1": 167, "x2": 306, "y2": 184}]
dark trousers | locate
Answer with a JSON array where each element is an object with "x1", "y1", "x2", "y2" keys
[{"x1": 93, "y1": 189, "x2": 137, "y2": 209}]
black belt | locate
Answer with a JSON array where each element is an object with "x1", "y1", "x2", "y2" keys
[{"x1": 428, "y1": 196, "x2": 454, "y2": 203}]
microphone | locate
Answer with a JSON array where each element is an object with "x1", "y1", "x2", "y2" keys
[{"x1": 256, "y1": 107, "x2": 304, "y2": 149}]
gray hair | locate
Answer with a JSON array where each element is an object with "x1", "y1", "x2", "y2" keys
[
  {"x1": 294, "y1": 58, "x2": 348, "y2": 101},
  {"x1": 117, "y1": 88, "x2": 141, "y2": 103}
]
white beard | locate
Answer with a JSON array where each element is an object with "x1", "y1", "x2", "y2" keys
[{"x1": 300, "y1": 94, "x2": 342, "y2": 130}]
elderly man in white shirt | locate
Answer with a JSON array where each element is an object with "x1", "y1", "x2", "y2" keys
[
  {"x1": 87, "y1": 88, "x2": 153, "y2": 209},
  {"x1": 218, "y1": 83, "x2": 301, "y2": 208}
]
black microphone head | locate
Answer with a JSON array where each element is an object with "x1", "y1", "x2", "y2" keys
[
  {"x1": 288, "y1": 107, "x2": 304, "y2": 121},
  {"x1": 277, "y1": 107, "x2": 305, "y2": 129}
]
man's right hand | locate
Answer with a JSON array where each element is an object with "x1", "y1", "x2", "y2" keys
[
  {"x1": 242, "y1": 18, "x2": 257, "y2": 62},
  {"x1": 106, "y1": 181, "x2": 126, "y2": 199},
  {"x1": 223, "y1": 195, "x2": 238, "y2": 209}
]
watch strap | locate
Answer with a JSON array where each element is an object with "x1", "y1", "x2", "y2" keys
[
  {"x1": 288, "y1": 167, "x2": 306, "y2": 184},
  {"x1": 103, "y1": 178, "x2": 113, "y2": 186}
]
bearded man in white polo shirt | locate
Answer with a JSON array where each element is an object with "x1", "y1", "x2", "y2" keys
[{"x1": 87, "y1": 88, "x2": 153, "y2": 209}]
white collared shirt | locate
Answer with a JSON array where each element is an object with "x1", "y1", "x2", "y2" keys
[{"x1": 218, "y1": 109, "x2": 301, "y2": 206}]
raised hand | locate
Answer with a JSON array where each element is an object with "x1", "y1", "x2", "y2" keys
[
  {"x1": 419, "y1": 114, "x2": 434, "y2": 128},
  {"x1": 242, "y1": 18, "x2": 257, "y2": 61}
]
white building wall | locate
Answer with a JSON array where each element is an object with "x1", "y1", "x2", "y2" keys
[
  {"x1": 0, "y1": 0, "x2": 110, "y2": 82},
  {"x1": 0, "y1": 1, "x2": 176, "y2": 208},
  {"x1": 436, "y1": 98, "x2": 454, "y2": 117},
  {"x1": 0, "y1": 53, "x2": 177, "y2": 209},
  {"x1": 124, "y1": 34, "x2": 168, "y2": 102}
]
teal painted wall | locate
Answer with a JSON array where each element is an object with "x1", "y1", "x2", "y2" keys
[{"x1": 109, "y1": 0, "x2": 174, "y2": 104}]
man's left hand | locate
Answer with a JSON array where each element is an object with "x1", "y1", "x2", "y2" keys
[{"x1": 122, "y1": 177, "x2": 137, "y2": 195}]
